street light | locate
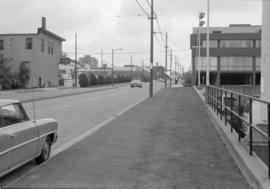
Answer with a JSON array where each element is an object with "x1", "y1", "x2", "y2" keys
[
  {"x1": 111, "y1": 48, "x2": 123, "y2": 86},
  {"x1": 198, "y1": 12, "x2": 205, "y2": 86}
]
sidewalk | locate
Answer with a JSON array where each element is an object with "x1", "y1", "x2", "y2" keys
[
  {"x1": 7, "y1": 87, "x2": 251, "y2": 188},
  {"x1": 0, "y1": 83, "x2": 128, "y2": 103}
]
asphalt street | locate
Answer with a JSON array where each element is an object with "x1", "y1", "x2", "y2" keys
[
  {"x1": 0, "y1": 82, "x2": 163, "y2": 187},
  {"x1": 4, "y1": 87, "x2": 251, "y2": 189}
]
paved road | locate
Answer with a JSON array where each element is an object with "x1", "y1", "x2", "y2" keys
[
  {"x1": 0, "y1": 83, "x2": 128, "y2": 103},
  {"x1": 5, "y1": 87, "x2": 251, "y2": 189},
  {"x1": 0, "y1": 82, "x2": 164, "y2": 187}
]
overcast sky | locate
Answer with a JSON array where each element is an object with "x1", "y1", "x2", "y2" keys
[{"x1": 0, "y1": 0, "x2": 262, "y2": 71}]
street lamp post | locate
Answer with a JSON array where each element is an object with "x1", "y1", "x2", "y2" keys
[
  {"x1": 111, "y1": 48, "x2": 123, "y2": 86},
  {"x1": 170, "y1": 48, "x2": 172, "y2": 87},
  {"x1": 198, "y1": 12, "x2": 206, "y2": 86},
  {"x1": 74, "y1": 33, "x2": 78, "y2": 87}
]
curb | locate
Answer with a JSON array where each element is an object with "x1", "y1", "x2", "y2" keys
[{"x1": 193, "y1": 86, "x2": 270, "y2": 189}]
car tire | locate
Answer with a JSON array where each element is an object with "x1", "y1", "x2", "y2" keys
[{"x1": 35, "y1": 137, "x2": 51, "y2": 164}]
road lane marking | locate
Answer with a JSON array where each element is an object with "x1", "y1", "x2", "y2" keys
[
  {"x1": 52, "y1": 105, "x2": 70, "y2": 111},
  {"x1": 90, "y1": 97, "x2": 100, "y2": 101}
]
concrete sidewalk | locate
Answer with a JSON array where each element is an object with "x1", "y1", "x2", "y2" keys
[{"x1": 7, "y1": 88, "x2": 251, "y2": 188}]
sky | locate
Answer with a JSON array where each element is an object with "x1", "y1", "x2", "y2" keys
[{"x1": 0, "y1": 0, "x2": 263, "y2": 71}]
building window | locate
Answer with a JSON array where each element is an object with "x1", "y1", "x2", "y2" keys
[
  {"x1": 255, "y1": 40, "x2": 261, "y2": 48},
  {"x1": 9, "y1": 38, "x2": 13, "y2": 48},
  {"x1": 41, "y1": 39, "x2": 44, "y2": 52},
  {"x1": 220, "y1": 57, "x2": 252, "y2": 71},
  {"x1": 26, "y1": 38, "x2": 32, "y2": 49},
  {"x1": 48, "y1": 42, "x2": 50, "y2": 54},
  {"x1": 202, "y1": 40, "x2": 218, "y2": 48},
  {"x1": 0, "y1": 40, "x2": 4, "y2": 50},
  {"x1": 196, "y1": 57, "x2": 217, "y2": 71},
  {"x1": 51, "y1": 43, "x2": 54, "y2": 55},
  {"x1": 220, "y1": 40, "x2": 253, "y2": 48},
  {"x1": 256, "y1": 57, "x2": 261, "y2": 70}
]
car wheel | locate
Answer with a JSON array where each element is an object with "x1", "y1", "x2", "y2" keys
[{"x1": 35, "y1": 137, "x2": 51, "y2": 164}]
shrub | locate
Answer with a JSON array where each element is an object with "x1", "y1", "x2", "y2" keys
[
  {"x1": 79, "y1": 74, "x2": 89, "y2": 87},
  {"x1": 18, "y1": 62, "x2": 30, "y2": 88},
  {"x1": 97, "y1": 75, "x2": 105, "y2": 85},
  {"x1": 105, "y1": 76, "x2": 112, "y2": 84},
  {"x1": 89, "y1": 73, "x2": 97, "y2": 85}
]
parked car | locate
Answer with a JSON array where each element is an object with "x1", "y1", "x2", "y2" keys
[
  {"x1": 130, "y1": 80, "x2": 143, "y2": 88},
  {"x1": 0, "y1": 99, "x2": 58, "y2": 178}
]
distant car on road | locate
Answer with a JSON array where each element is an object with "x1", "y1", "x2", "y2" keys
[
  {"x1": 130, "y1": 80, "x2": 143, "y2": 88},
  {"x1": 0, "y1": 99, "x2": 58, "y2": 178}
]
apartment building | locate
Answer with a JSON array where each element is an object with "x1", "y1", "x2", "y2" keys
[
  {"x1": 190, "y1": 24, "x2": 261, "y2": 85},
  {"x1": 0, "y1": 17, "x2": 65, "y2": 88}
]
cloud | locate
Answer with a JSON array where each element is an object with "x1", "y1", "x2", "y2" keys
[{"x1": 0, "y1": 0, "x2": 263, "y2": 69}]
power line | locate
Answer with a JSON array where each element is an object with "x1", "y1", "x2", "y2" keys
[
  {"x1": 135, "y1": 0, "x2": 150, "y2": 18},
  {"x1": 145, "y1": 0, "x2": 151, "y2": 8},
  {"x1": 155, "y1": 16, "x2": 165, "y2": 44},
  {"x1": 154, "y1": 33, "x2": 163, "y2": 48},
  {"x1": 64, "y1": 49, "x2": 190, "y2": 56}
]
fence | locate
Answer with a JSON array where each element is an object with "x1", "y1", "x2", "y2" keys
[{"x1": 206, "y1": 85, "x2": 270, "y2": 179}]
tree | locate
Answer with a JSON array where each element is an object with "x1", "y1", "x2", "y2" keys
[
  {"x1": 89, "y1": 73, "x2": 97, "y2": 85},
  {"x1": 18, "y1": 62, "x2": 30, "y2": 88},
  {"x1": 105, "y1": 76, "x2": 112, "y2": 84},
  {"x1": 97, "y1": 75, "x2": 105, "y2": 85},
  {"x1": 0, "y1": 58, "x2": 11, "y2": 89}
]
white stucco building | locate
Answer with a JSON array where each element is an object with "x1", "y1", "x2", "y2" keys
[{"x1": 0, "y1": 17, "x2": 65, "y2": 88}]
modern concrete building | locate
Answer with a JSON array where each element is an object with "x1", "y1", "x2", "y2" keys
[
  {"x1": 190, "y1": 24, "x2": 261, "y2": 86},
  {"x1": 0, "y1": 17, "x2": 65, "y2": 88}
]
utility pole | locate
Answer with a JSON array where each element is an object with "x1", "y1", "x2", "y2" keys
[
  {"x1": 165, "y1": 32, "x2": 168, "y2": 88},
  {"x1": 170, "y1": 49, "x2": 172, "y2": 87},
  {"x1": 156, "y1": 62, "x2": 158, "y2": 80},
  {"x1": 141, "y1": 59, "x2": 144, "y2": 81},
  {"x1": 111, "y1": 49, "x2": 114, "y2": 86},
  {"x1": 149, "y1": 0, "x2": 154, "y2": 97},
  {"x1": 74, "y1": 33, "x2": 78, "y2": 87},
  {"x1": 101, "y1": 49, "x2": 103, "y2": 68},
  {"x1": 131, "y1": 55, "x2": 133, "y2": 80},
  {"x1": 175, "y1": 55, "x2": 177, "y2": 84},
  {"x1": 111, "y1": 48, "x2": 123, "y2": 86}
]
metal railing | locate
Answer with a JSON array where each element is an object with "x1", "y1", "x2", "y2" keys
[{"x1": 205, "y1": 85, "x2": 270, "y2": 179}]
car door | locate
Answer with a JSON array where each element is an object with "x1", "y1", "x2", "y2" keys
[
  {"x1": 2, "y1": 103, "x2": 39, "y2": 168},
  {"x1": 0, "y1": 109, "x2": 13, "y2": 176}
]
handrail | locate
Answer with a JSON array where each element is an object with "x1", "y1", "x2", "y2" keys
[
  {"x1": 206, "y1": 85, "x2": 270, "y2": 179},
  {"x1": 210, "y1": 85, "x2": 270, "y2": 105},
  {"x1": 209, "y1": 94, "x2": 270, "y2": 141}
]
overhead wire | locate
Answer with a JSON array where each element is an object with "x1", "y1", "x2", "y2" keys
[
  {"x1": 135, "y1": 0, "x2": 150, "y2": 18},
  {"x1": 63, "y1": 49, "x2": 190, "y2": 56}
]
